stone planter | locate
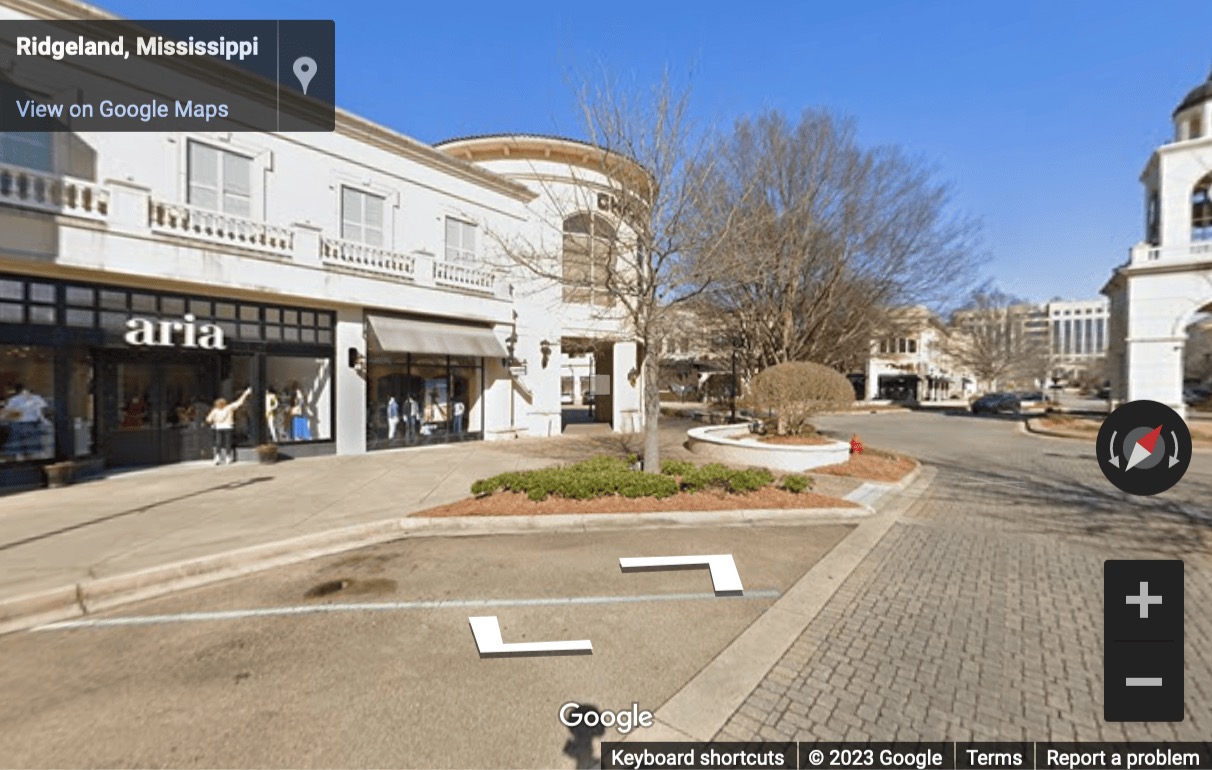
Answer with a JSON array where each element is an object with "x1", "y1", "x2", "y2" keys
[
  {"x1": 43, "y1": 461, "x2": 76, "y2": 489},
  {"x1": 686, "y1": 424, "x2": 850, "y2": 472}
]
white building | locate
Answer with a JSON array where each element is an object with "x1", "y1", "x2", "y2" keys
[
  {"x1": 0, "y1": 1, "x2": 642, "y2": 489},
  {"x1": 858, "y1": 306, "x2": 968, "y2": 402},
  {"x1": 1104, "y1": 67, "x2": 1212, "y2": 415},
  {"x1": 1046, "y1": 298, "x2": 1109, "y2": 380}
]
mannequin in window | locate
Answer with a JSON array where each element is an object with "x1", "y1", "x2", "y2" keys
[
  {"x1": 291, "y1": 387, "x2": 312, "y2": 441},
  {"x1": 122, "y1": 395, "x2": 148, "y2": 428},
  {"x1": 264, "y1": 388, "x2": 280, "y2": 442},
  {"x1": 452, "y1": 400, "x2": 465, "y2": 434},
  {"x1": 405, "y1": 394, "x2": 419, "y2": 444},
  {"x1": 386, "y1": 396, "x2": 400, "y2": 441},
  {"x1": 3, "y1": 383, "x2": 49, "y2": 461}
]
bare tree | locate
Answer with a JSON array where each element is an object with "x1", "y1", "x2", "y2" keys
[
  {"x1": 696, "y1": 110, "x2": 982, "y2": 372},
  {"x1": 490, "y1": 73, "x2": 749, "y2": 472},
  {"x1": 944, "y1": 286, "x2": 1050, "y2": 391}
]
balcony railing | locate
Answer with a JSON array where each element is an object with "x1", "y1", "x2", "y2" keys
[
  {"x1": 320, "y1": 237, "x2": 416, "y2": 281},
  {"x1": 148, "y1": 200, "x2": 295, "y2": 257},
  {"x1": 0, "y1": 164, "x2": 110, "y2": 221},
  {"x1": 1131, "y1": 241, "x2": 1212, "y2": 264},
  {"x1": 433, "y1": 260, "x2": 497, "y2": 295}
]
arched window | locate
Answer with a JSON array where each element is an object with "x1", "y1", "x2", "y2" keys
[
  {"x1": 1193, "y1": 174, "x2": 1212, "y2": 242},
  {"x1": 562, "y1": 213, "x2": 616, "y2": 306}
]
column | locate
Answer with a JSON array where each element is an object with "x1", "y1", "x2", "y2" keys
[
  {"x1": 612, "y1": 341, "x2": 640, "y2": 433},
  {"x1": 334, "y1": 308, "x2": 367, "y2": 455}
]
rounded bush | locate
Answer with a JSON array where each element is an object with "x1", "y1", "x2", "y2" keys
[{"x1": 747, "y1": 361, "x2": 854, "y2": 435}]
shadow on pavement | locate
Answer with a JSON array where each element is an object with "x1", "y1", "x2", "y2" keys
[
  {"x1": 922, "y1": 457, "x2": 1211, "y2": 558},
  {"x1": 0, "y1": 476, "x2": 275, "y2": 553}
]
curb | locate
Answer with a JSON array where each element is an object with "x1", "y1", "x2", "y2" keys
[
  {"x1": 0, "y1": 474, "x2": 919, "y2": 636},
  {"x1": 1022, "y1": 417, "x2": 1212, "y2": 454}
]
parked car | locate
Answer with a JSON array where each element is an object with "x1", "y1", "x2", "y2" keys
[
  {"x1": 971, "y1": 392, "x2": 1022, "y2": 415},
  {"x1": 1183, "y1": 386, "x2": 1211, "y2": 406},
  {"x1": 1016, "y1": 391, "x2": 1045, "y2": 406},
  {"x1": 1096, "y1": 386, "x2": 1111, "y2": 399}
]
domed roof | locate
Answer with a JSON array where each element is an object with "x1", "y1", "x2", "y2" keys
[{"x1": 1175, "y1": 69, "x2": 1212, "y2": 115}]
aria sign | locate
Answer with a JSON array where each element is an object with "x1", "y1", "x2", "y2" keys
[{"x1": 123, "y1": 313, "x2": 227, "y2": 350}]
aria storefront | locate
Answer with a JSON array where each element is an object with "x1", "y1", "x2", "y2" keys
[{"x1": 0, "y1": 272, "x2": 335, "y2": 488}]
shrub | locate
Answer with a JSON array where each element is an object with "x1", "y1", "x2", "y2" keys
[
  {"x1": 782, "y1": 474, "x2": 811, "y2": 493},
  {"x1": 661, "y1": 459, "x2": 697, "y2": 477},
  {"x1": 470, "y1": 456, "x2": 780, "y2": 502},
  {"x1": 747, "y1": 362, "x2": 854, "y2": 435}
]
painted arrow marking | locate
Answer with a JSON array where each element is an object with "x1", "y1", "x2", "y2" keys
[
  {"x1": 619, "y1": 554, "x2": 744, "y2": 596},
  {"x1": 468, "y1": 616, "x2": 592, "y2": 658}
]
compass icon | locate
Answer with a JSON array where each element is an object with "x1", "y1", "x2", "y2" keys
[{"x1": 1097, "y1": 400, "x2": 1192, "y2": 496}]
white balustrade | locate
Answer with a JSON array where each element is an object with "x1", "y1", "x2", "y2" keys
[
  {"x1": 0, "y1": 164, "x2": 110, "y2": 220},
  {"x1": 320, "y1": 237, "x2": 416, "y2": 281},
  {"x1": 432, "y1": 260, "x2": 497, "y2": 294},
  {"x1": 148, "y1": 200, "x2": 295, "y2": 257}
]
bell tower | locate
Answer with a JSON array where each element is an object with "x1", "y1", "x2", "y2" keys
[{"x1": 1103, "y1": 67, "x2": 1212, "y2": 415}]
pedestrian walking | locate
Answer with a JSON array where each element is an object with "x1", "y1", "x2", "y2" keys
[{"x1": 205, "y1": 387, "x2": 252, "y2": 465}]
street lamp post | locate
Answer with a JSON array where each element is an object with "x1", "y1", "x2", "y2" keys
[{"x1": 730, "y1": 346, "x2": 738, "y2": 423}]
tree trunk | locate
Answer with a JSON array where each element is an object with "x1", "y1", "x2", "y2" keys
[{"x1": 642, "y1": 344, "x2": 662, "y2": 473}]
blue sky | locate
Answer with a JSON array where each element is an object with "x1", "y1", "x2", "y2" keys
[{"x1": 106, "y1": 0, "x2": 1212, "y2": 303}]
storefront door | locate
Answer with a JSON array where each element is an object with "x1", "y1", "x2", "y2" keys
[{"x1": 101, "y1": 355, "x2": 218, "y2": 467}]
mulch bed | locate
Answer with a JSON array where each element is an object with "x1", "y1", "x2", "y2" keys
[
  {"x1": 758, "y1": 434, "x2": 833, "y2": 446},
  {"x1": 814, "y1": 452, "x2": 917, "y2": 482},
  {"x1": 412, "y1": 487, "x2": 857, "y2": 517}
]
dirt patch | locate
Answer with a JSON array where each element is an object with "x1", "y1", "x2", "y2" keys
[
  {"x1": 303, "y1": 577, "x2": 398, "y2": 599},
  {"x1": 758, "y1": 434, "x2": 833, "y2": 446},
  {"x1": 1038, "y1": 416, "x2": 1212, "y2": 444},
  {"x1": 814, "y1": 452, "x2": 917, "y2": 482},
  {"x1": 413, "y1": 487, "x2": 857, "y2": 517}
]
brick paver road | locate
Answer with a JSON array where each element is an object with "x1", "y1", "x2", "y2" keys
[{"x1": 716, "y1": 411, "x2": 1212, "y2": 743}]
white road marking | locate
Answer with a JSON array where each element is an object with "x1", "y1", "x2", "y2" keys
[
  {"x1": 34, "y1": 590, "x2": 781, "y2": 630},
  {"x1": 619, "y1": 554, "x2": 744, "y2": 596},
  {"x1": 469, "y1": 616, "x2": 592, "y2": 656}
]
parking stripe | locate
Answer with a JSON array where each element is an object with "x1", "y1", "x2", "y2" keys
[{"x1": 34, "y1": 589, "x2": 783, "y2": 630}]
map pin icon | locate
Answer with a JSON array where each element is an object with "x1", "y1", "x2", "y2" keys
[{"x1": 293, "y1": 56, "x2": 317, "y2": 95}]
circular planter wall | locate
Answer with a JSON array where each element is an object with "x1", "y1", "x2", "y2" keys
[{"x1": 686, "y1": 424, "x2": 850, "y2": 472}]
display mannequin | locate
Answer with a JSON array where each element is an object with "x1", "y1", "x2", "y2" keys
[
  {"x1": 265, "y1": 389, "x2": 280, "y2": 442},
  {"x1": 387, "y1": 396, "x2": 400, "y2": 441},
  {"x1": 3, "y1": 383, "x2": 49, "y2": 461},
  {"x1": 405, "y1": 394, "x2": 419, "y2": 443},
  {"x1": 291, "y1": 388, "x2": 312, "y2": 441},
  {"x1": 452, "y1": 400, "x2": 465, "y2": 434}
]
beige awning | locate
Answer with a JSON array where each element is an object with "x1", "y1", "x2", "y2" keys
[{"x1": 366, "y1": 314, "x2": 508, "y2": 358}]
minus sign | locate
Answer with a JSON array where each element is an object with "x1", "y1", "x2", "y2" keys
[{"x1": 1126, "y1": 678, "x2": 1163, "y2": 687}]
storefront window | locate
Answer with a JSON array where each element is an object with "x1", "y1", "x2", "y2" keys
[
  {"x1": 0, "y1": 346, "x2": 55, "y2": 463},
  {"x1": 367, "y1": 353, "x2": 483, "y2": 450},
  {"x1": 266, "y1": 357, "x2": 332, "y2": 442}
]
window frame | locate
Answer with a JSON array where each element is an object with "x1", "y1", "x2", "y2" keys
[
  {"x1": 444, "y1": 217, "x2": 477, "y2": 263},
  {"x1": 187, "y1": 140, "x2": 253, "y2": 218},
  {"x1": 341, "y1": 186, "x2": 386, "y2": 247}
]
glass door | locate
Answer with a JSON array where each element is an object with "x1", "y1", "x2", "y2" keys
[{"x1": 106, "y1": 360, "x2": 161, "y2": 467}]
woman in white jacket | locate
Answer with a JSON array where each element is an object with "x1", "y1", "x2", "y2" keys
[{"x1": 206, "y1": 387, "x2": 252, "y2": 465}]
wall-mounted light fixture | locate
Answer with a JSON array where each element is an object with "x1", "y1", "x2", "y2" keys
[
  {"x1": 504, "y1": 331, "x2": 519, "y2": 368},
  {"x1": 347, "y1": 347, "x2": 366, "y2": 376},
  {"x1": 540, "y1": 339, "x2": 552, "y2": 369}
]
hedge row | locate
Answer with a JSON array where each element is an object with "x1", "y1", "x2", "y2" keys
[{"x1": 471, "y1": 456, "x2": 813, "y2": 502}]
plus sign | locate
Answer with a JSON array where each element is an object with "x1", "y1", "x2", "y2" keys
[{"x1": 1127, "y1": 581, "x2": 1163, "y2": 619}]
